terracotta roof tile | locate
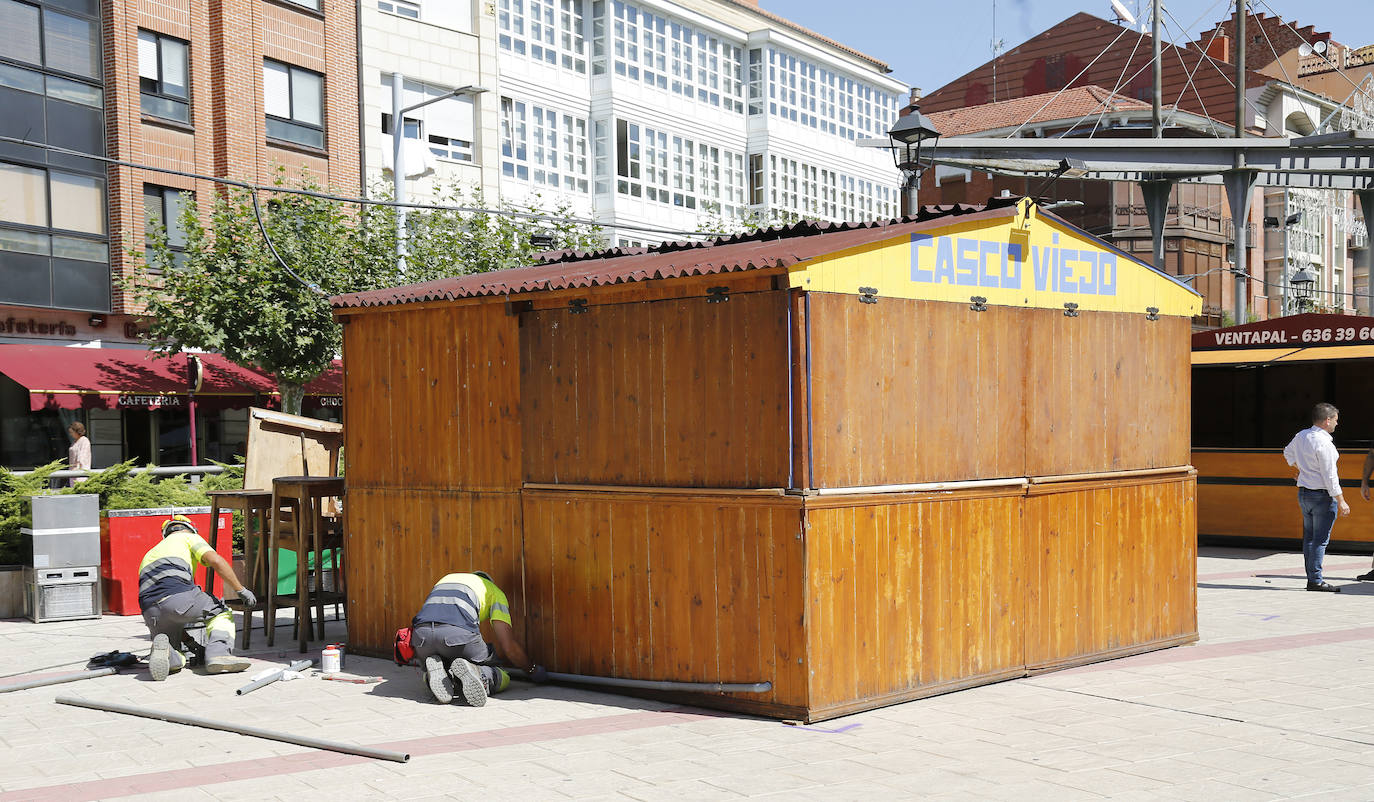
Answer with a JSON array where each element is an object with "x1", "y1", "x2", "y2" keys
[{"x1": 927, "y1": 85, "x2": 1160, "y2": 136}]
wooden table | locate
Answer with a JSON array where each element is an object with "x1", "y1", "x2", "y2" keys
[
  {"x1": 269, "y1": 476, "x2": 345, "y2": 653},
  {"x1": 204, "y1": 489, "x2": 273, "y2": 650}
]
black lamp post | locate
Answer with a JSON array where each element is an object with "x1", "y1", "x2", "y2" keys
[
  {"x1": 1290, "y1": 265, "x2": 1317, "y2": 311},
  {"x1": 888, "y1": 107, "x2": 941, "y2": 218}
]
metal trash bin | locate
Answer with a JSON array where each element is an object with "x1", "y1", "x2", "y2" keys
[{"x1": 21, "y1": 495, "x2": 101, "y2": 623}]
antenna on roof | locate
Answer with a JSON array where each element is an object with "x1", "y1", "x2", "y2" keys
[
  {"x1": 991, "y1": 0, "x2": 1005, "y2": 102},
  {"x1": 1110, "y1": 0, "x2": 1137, "y2": 26}
]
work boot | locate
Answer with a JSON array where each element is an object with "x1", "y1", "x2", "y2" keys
[
  {"x1": 425, "y1": 656, "x2": 454, "y2": 704},
  {"x1": 149, "y1": 634, "x2": 172, "y2": 681},
  {"x1": 450, "y1": 658, "x2": 488, "y2": 707},
  {"x1": 205, "y1": 653, "x2": 252, "y2": 673}
]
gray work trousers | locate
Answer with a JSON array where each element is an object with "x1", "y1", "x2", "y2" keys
[
  {"x1": 410, "y1": 622, "x2": 504, "y2": 690},
  {"x1": 141, "y1": 588, "x2": 234, "y2": 668}
]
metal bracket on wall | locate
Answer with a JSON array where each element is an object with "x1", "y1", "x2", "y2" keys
[
  {"x1": 568, "y1": 298, "x2": 588, "y2": 314},
  {"x1": 706, "y1": 286, "x2": 730, "y2": 303},
  {"x1": 859, "y1": 286, "x2": 879, "y2": 304},
  {"x1": 1145, "y1": 306, "x2": 1160, "y2": 321},
  {"x1": 970, "y1": 296, "x2": 988, "y2": 312},
  {"x1": 1063, "y1": 302, "x2": 1080, "y2": 317}
]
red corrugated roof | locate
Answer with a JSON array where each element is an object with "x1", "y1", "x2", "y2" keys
[{"x1": 331, "y1": 203, "x2": 1016, "y2": 310}]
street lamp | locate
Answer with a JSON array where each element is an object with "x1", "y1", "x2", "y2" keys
[
  {"x1": 887, "y1": 107, "x2": 941, "y2": 218},
  {"x1": 390, "y1": 74, "x2": 486, "y2": 274},
  {"x1": 1290, "y1": 264, "x2": 1318, "y2": 311}
]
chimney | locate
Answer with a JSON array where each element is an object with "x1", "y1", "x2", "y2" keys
[
  {"x1": 1207, "y1": 35, "x2": 1230, "y2": 63},
  {"x1": 909, "y1": 87, "x2": 923, "y2": 106}
]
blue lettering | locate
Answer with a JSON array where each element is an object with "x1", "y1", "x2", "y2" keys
[
  {"x1": 1058, "y1": 249, "x2": 1075, "y2": 293},
  {"x1": 955, "y1": 238, "x2": 978, "y2": 286},
  {"x1": 1032, "y1": 246, "x2": 1052, "y2": 291},
  {"x1": 1077, "y1": 252, "x2": 1097, "y2": 294},
  {"x1": 978, "y1": 241, "x2": 1001, "y2": 287},
  {"x1": 1099, "y1": 253, "x2": 1117, "y2": 295},
  {"x1": 910, "y1": 234, "x2": 934, "y2": 282},
  {"x1": 933, "y1": 237, "x2": 956, "y2": 284}
]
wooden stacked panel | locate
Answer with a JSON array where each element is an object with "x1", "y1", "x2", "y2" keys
[
  {"x1": 805, "y1": 294, "x2": 1029, "y2": 487},
  {"x1": 1194, "y1": 449, "x2": 1374, "y2": 545},
  {"x1": 520, "y1": 489, "x2": 809, "y2": 717},
  {"x1": 341, "y1": 303, "x2": 524, "y2": 655},
  {"x1": 1023, "y1": 472, "x2": 1198, "y2": 669},
  {"x1": 520, "y1": 291, "x2": 792, "y2": 488},
  {"x1": 1024, "y1": 311, "x2": 1190, "y2": 477},
  {"x1": 802, "y1": 490, "x2": 1026, "y2": 717}
]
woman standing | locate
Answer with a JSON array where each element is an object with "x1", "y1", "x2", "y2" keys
[{"x1": 67, "y1": 422, "x2": 91, "y2": 485}]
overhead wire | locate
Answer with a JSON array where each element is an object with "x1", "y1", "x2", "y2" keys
[{"x1": 1005, "y1": 22, "x2": 1138, "y2": 138}]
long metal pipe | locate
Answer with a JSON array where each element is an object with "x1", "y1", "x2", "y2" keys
[
  {"x1": 235, "y1": 659, "x2": 313, "y2": 696},
  {"x1": 1151, "y1": 0, "x2": 1161, "y2": 137},
  {"x1": 14, "y1": 465, "x2": 226, "y2": 480},
  {"x1": 507, "y1": 669, "x2": 770, "y2": 694},
  {"x1": 0, "y1": 668, "x2": 116, "y2": 694},
  {"x1": 56, "y1": 696, "x2": 410, "y2": 763}
]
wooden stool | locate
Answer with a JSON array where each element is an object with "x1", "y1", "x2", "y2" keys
[
  {"x1": 204, "y1": 489, "x2": 273, "y2": 650},
  {"x1": 269, "y1": 476, "x2": 346, "y2": 653}
]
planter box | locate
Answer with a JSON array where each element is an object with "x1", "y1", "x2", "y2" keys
[
  {"x1": 0, "y1": 565, "x2": 22, "y2": 619},
  {"x1": 100, "y1": 507, "x2": 231, "y2": 616}
]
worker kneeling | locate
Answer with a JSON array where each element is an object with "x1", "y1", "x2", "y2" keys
[
  {"x1": 139, "y1": 515, "x2": 257, "y2": 680},
  {"x1": 411, "y1": 572, "x2": 546, "y2": 706}
]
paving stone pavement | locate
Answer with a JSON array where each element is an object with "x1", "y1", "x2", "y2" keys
[{"x1": 2, "y1": 545, "x2": 1374, "y2": 801}]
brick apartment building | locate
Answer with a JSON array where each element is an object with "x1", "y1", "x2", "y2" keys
[
  {"x1": 916, "y1": 11, "x2": 1368, "y2": 327},
  {"x1": 0, "y1": 0, "x2": 356, "y2": 468}
]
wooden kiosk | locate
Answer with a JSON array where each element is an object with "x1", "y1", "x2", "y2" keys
[
  {"x1": 333, "y1": 198, "x2": 1202, "y2": 722},
  {"x1": 1193, "y1": 313, "x2": 1374, "y2": 548}
]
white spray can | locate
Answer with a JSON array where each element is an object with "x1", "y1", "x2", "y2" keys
[{"x1": 322, "y1": 644, "x2": 341, "y2": 674}]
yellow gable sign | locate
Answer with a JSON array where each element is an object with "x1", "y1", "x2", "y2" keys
[{"x1": 788, "y1": 200, "x2": 1201, "y2": 317}]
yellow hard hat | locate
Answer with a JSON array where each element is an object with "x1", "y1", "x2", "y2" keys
[{"x1": 161, "y1": 514, "x2": 197, "y2": 538}]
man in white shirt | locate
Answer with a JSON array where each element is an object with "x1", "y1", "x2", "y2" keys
[{"x1": 1283, "y1": 403, "x2": 1349, "y2": 592}]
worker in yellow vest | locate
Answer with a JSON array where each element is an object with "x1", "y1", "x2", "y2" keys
[
  {"x1": 138, "y1": 514, "x2": 256, "y2": 680},
  {"x1": 411, "y1": 571, "x2": 546, "y2": 706}
]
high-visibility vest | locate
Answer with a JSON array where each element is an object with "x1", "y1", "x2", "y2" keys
[
  {"x1": 412, "y1": 573, "x2": 511, "y2": 629},
  {"x1": 138, "y1": 530, "x2": 212, "y2": 609}
]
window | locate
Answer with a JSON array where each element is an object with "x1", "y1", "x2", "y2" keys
[
  {"x1": 143, "y1": 184, "x2": 190, "y2": 269},
  {"x1": 0, "y1": 160, "x2": 108, "y2": 310},
  {"x1": 602, "y1": 1, "x2": 742, "y2": 112},
  {"x1": 499, "y1": 0, "x2": 585, "y2": 74},
  {"x1": 138, "y1": 31, "x2": 189, "y2": 123},
  {"x1": 501, "y1": 97, "x2": 588, "y2": 191},
  {"x1": 381, "y1": 79, "x2": 475, "y2": 162},
  {"x1": 263, "y1": 60, "x2": 324, "y2": 148},
  {"x1": 0, "y1": 0, "x2": 100, "y2": 79},
  {"x1": 281, "y1": 0, "x2": 321, "y2": 12},
  {"x1": 377, "y1": 0, "x2": 418, "y2": 18}
]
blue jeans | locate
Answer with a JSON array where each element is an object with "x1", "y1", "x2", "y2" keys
[{"x1": 1298, "y1": 488, "x2": 1338, "y2": 584}]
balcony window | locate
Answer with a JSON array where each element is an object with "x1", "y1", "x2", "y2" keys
[
  {"x1": 264, "y1": 59, "x2": 324, "y2": 149},
  {"x1": 143, "y1": 183, "x2": 191, "y2": 269},
  {"x1": 138, "y1": 30, "x2": 190, "y2": 123},
  {"x1": 378, "y1": 0, "x2": 418, "y2": 18}
]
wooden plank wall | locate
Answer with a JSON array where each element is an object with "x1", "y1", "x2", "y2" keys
[
  {"x1": 802, "y1": 489, "x2": 1026, "y2": 717},
  {"x1": 806, "y1": 295, "x2": 1028, "y2": 487},
  {"x1": 1023, "y1": 472, "x2": 1198, "y2": 669},
  {"x1": 1024, "y1": 311, "x2": 1191, "y2": 476},
  {"x1": 341, "y1": 303, "x2": 525, "y2": 654},
  {"x1": 1194, "y1": 449, "x2": 1374, "y2": 544},
  {"x1": 805, "y1": 296, "x2": 1191, "y2": 486},
  {"x1": 519, "y1": 290, "x2": 791, "y2": 488},
  {"x1": 520, "y1": 489, "x2": 809, "y2": 716}
]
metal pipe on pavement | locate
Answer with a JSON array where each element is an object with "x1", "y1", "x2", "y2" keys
[
  {"x1": 55, "y1": 696, "x2": 410, "y2": 763},
  {"x1": 508, "y1": 669, "x2": 771, "y2": 694},
  {"x1": 0, "y1": 667, "x2": 116, "y2": 694},
  {"x1": 235, "y1": 659, "x2": 313, "y2": 696}
]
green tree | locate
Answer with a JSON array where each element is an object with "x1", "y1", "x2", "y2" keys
[{"x1": 131, "y1": 173, "x2": 602, "y2": 414}]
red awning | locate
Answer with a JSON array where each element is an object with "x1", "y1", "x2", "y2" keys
[{"x1": 0, "y1": 344, "x2": 342, "y2": 411}]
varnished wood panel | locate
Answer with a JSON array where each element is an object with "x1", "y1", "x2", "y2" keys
[
  {"x1": 343, "y1": 304, "x2": 521, "y2": 492},
  {"x1": 1025, "y1": 311, "x2": 1190, "y2": 477},
  {"x1": 520, "y1": 490, "x2": 808, "y2": 712},
  {"x1": 1023, "y1": 474, "x2": 1197, "y2": 668},
  {"x1": 806, "y1": 294, "x2": 1030, "y2": 487},
  {"x1": 520, "y1": 290, "x2": 791, "y2": 488},
  {"x1": 802, "y1": 491, "x2": 1026, "y2": 713},
  {"x1": 343, "y1": 488, "x2": 523, "y2": 656},
  {"x1": 1194, "y1": 449, "x2": 1374, "y2": 544}
]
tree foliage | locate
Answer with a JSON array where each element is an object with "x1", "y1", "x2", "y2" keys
[{"x1": 130, "y1": 172, "x2": 602, "y2": 413}]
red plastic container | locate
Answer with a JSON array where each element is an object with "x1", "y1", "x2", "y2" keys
[{"x1": 100, "y1": 508, "x2": 232, "y2": 615}]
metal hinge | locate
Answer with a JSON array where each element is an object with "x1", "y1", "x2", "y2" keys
[
  {"x1": 1063, "y1": 302, "x2": 1080, "y2": 317},
  {"x1": 1146, "y1": 306, "x2": 1160, "y2": 321},
  {"x1": 970, "y1": 295, "x2": 988, "y2": 312},
  {"x1": 706, "y1": 286, "x2": 729, "y2": 303},
  {"x1": 858, "y1": 286, "x2": 878, "y2": 304},
  {"x1": 568, "y1": 298, "x2": 588, "y2": 314}
]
